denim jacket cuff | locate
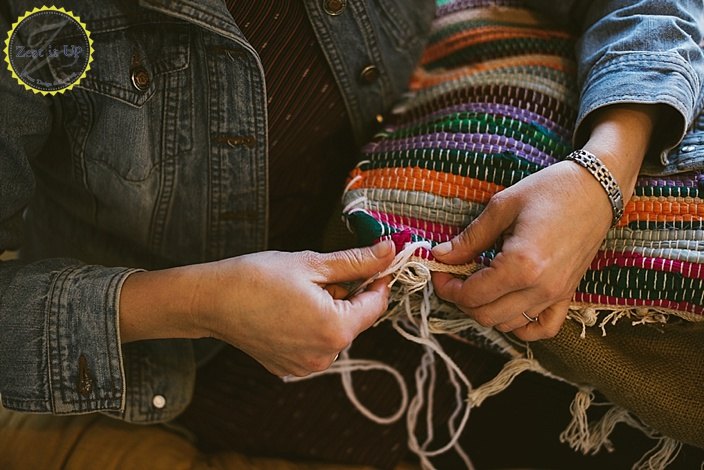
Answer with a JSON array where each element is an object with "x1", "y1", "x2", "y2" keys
[
  {"x1": 574, "y1": 51, "x2": 700, "y2": 165},
  {"x1": 106, "y1": 338, "x2": 196, "y2": 423},
  {"x1": 45, "y1": 265, "x2": 140, "y2": 414}
]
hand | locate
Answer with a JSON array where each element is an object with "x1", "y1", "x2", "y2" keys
[
  {"x1": 430, "y1": 104, "x2": 661, "y2": 341},
  {"x1": 120, "y1": 241, "x2": 395, "y2": 377},
  {"x1": 194, "y1": 242, "x2": 395, "y2": 377},
  {"x1": 430, "y1": 161, "x2": 612, "y2": 340}
]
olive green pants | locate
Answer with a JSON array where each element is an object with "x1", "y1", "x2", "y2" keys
[{"x1": 0, "y1": 404, "x2": 407, "y2": 470}]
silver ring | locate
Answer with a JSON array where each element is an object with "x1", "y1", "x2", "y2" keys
[
  {"x1": 522, "y1": 311, "x2": 539, "y2": 322},
  {"x1": 333, "y1": 353, "x2": 340, "y2": 362}
]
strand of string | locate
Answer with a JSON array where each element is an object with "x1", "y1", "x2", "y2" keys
[
  {"x1": 283, "y1": 240, "x2": 475, "y2": 469},
  {"x1": 282, "y1": 241, "x2": 431, "y2": 424},
  {"x1": 391, "y1": 263, "x2": 474, "y2": 468}
]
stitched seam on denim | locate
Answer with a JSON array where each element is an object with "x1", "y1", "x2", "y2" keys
[
  {"x1": 248, "y1": 42, "x2": 269, "y2": 253},
  {"x1": 584, "y1": 53, "x2": 698, "y2": 112},
  {"x1": 303, "y1": 1, "x2": 364, "y2": 144},
  {"x1": 47, "y1": 265, "x2": 80, "y2": 410},
  {"x1": 148, "y1": 72, "x2": 180, "y2": 252},
  {"x1": 575, "y1": 54, "x2": 698, "y2": 147},
  {"x1": 205, "y1": 37, "x2": 230, "y2": 260},
  {"x1": 141, "y1": 0, "x2": 242, "y2": 42},
  {"x1": 349, "y1": 1, "x2": 393, "y2": 111},
  {"x1": 49, "y1": 267, "x2": 127, "y2": 408}
]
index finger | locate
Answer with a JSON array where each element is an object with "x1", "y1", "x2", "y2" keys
[
  {"x1": 334, "y1": 276, "x2": 391, "y2": 335},
  {"x1": 432, "y1": 251, "x2": 527, "y2": 308}
]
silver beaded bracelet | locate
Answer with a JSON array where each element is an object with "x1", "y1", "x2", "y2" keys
[{"x1": 564, "y1": 149, "x2": 624, "y2": 226}]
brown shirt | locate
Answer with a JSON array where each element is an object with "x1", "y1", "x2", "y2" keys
[{"x1": 226, "y1": 0, "x2": 354, "y2": 251}]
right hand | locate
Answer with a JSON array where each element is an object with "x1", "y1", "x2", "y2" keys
[
  {"x1": 121, "y1": 242, "x2": 395, "y2": 377},
  {"x1": 188, "y1": 242, "x2": 395, "y2": 377}
]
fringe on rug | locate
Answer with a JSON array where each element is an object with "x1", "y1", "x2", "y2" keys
[{"x1": 287, "y1": 242, "x2": 687, "y2": 470}]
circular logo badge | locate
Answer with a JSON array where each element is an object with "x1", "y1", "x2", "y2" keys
[{"x1": 3, "y1": 6, "x2": 93, "y2": 95}]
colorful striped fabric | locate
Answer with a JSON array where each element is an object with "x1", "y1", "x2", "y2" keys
[{"x1": 342, "y1": 0, "x2": 704, "y2": 325}]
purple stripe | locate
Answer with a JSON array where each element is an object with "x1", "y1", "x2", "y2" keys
[
  {"x1": 636, "y1": 175, "x2": 700, "y2": 188},
  {"x1": 363, "y1": 132, "x2": 559, "y2": 167}
]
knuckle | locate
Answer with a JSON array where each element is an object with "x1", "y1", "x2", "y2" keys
[
  {"x1": 320, "y1": 325, "x2": 351, "y2": 352},
  {"x1": 512, "y1": 252, "x2": 545, "y2": 286},
  {"x1": 473, "y1": 312, "x2": 496, "y2": 328},
  {"x1": 341, "y1": 249, "x2": 367, "y2": 271},
  {"x1": 542, "y1": 323, "x2": 562, "y2": 338},
  {"x1": 486, "y1": 192, "x2": 507, "y2": 212},
  {"x1": 456, "y1": 225, "x2": 478, "y2": 249},
  {"x1": 299, "y1": 250, "x2": 322, "y2": 270}
]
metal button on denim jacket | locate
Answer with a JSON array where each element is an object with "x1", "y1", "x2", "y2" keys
[{"x1": 0, "y1": 0, "x2": 702, "y2": 423}]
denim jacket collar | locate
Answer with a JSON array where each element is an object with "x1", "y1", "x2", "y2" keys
[{"x1": 139, "y1": 0, "x2": 246, "y2": 43}]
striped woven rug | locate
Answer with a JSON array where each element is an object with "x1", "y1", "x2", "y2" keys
[
  {"x1": 337, "y1": 1, "x2": 704, "y2": 468},
  {"x1": 343, "y1": 0, "x2": 704, "y2": 329}
]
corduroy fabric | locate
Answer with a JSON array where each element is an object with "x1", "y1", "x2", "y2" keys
[{"x1": 226, "y1": 0, "x2": 353, "y2": 251}]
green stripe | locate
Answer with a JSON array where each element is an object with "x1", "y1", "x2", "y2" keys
[
  {"x1": 362, "y1": 149, "x2": 537, "y2": 186},
  {"x1": 389, "y1": 112, "x2": 570, "y2": 155},
  {"x1": 426, "y1": 37, "x2": 574, "y2": 70},
  {"x1": 634, "y1": 185, "x2": 701, "y2": 198}
]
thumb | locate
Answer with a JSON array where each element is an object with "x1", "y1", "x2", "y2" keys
[
  {"x1": 316, "y1": 240, "x2": 395, "y2": 284},
  {"x1": 431, "y1": 195, "x2": 517, "y2": 265}
]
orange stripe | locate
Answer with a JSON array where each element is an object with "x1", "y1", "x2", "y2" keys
[
  {"x1": 626, "y1": 199, "x2": 704, "y2": 216},
  {"x1": 348, "y1": 170, "x2": 704, "y2": 225},
  {"x1": 617, "y1": 199, "x2": 704, "y2": 226},
  {"x1": 347, "y1": 167, "x2": 504, "y2": 204}
]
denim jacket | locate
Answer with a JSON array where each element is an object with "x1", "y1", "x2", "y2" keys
[{"x1": 0, "y1": 0, "x2": 702, "y2": 424}]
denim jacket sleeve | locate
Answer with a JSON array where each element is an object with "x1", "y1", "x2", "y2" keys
[
  {"x1": 528, "y1": 0, "x2": 704, "y2": 167},
  {"x1": 0, "y1": 70, "x2": 128, "y2": 415},
  {"x1": 0, "y1": 6, "x2": 195, "y2": 423}
]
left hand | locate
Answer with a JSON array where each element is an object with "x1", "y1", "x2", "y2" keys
[
  {"x1": 429, "y1": 104, "x2": 662, "y2": 340},
  {"x1": 430, "y1": 160, "x2": 612, "y2": 340}
]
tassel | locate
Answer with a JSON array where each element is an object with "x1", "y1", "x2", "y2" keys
[
  {"x1": 559, "y1": 387, "x2": 595, "y2": 453},
  {"x1": 582, "y1": 405, "x2": 631, "y2": 454},
  {"x1": 632, "y1": 437, "x2": 682, "y2": 470},
  {"x1": 468, "y1": 356, "x2": 543, "y2": 407}
]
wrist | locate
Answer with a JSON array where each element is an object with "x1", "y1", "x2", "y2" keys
[
  {"x1": 564, "y1": 149, "x2": 624, "y2": 226},
  {"x1": 119, "y1": 265, "x2": 210, "y2": 343},
  {"x1": 580, "y1": 104, "x2": 661, "y2": 201}
]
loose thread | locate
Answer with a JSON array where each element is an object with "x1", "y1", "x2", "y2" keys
[
  {"x1": 392, "y1": 281, "x2": 475, "y2": 468},
  {"x1": 467, "y1": 355, "x2": 544, "y2": 407},
  {"x1": 559, "y1": 387, "x2": 595, "y2": 454},
  {"x1": 632, "y1": 437, "x2": 682, "y2": 470},
  {"x1": 284, "y1": 351, "x2": 409, "y2": 425},
  {"x1": 288, "y1": 239, "x2": 689, "y2": 469}
]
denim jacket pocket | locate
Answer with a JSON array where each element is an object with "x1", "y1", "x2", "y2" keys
[
  {"x1": 71, "y1": 22, "x2": 191, "y2": 182},
  {"x1": 78, "y1": 23, "x2": 190, "y2": 106}
]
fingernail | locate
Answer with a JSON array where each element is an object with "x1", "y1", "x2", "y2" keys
[
  {"x1": 371, "y1": 240, "x2": 394, "y2": 258},
  {"x1": 432, "y1": 241, "x2": 452, "y2": 257}
]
